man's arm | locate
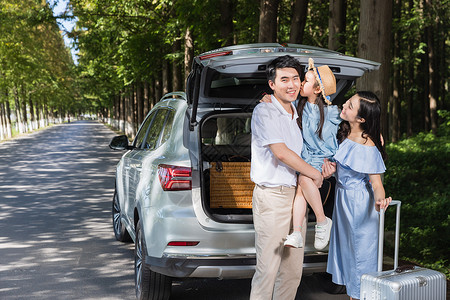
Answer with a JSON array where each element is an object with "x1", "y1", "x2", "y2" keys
[{"x1": 269, "y1": 143, "x2": 323, "y2": 188}]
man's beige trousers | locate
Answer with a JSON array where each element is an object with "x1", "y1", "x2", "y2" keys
[{"x1": 250, "y1": 185, "x2": 307, "y2": 300}]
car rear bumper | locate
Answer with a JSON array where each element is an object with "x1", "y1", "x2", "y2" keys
[{"x1": 146, "y1": 253, "x2": 327, "y2": 279}]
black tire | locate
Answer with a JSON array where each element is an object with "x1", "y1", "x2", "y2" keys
[
  {"x1": 135, "y1": 221, "x2": 172, "y2": 300},
  {"x1": 112, "y1": 189, "x2": 132, "y2": 242}
]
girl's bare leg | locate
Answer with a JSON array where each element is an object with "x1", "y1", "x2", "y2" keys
[
  {"x1": 299, "y1": 174, "x2": 326, "y2": 223},
  {"x1": 291, "y1": 187, "x2": 307, "y2": 232},
  {"x1": 299, "y1": 174, "x2": 332, "y2": 250},
  {"x1": 283, "y1": 184, "x2": 307, "y2": 248}
]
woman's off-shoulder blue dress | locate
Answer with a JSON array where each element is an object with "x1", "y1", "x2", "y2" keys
[{"x1": 326, "y1": 138, "x2": 386, "y2": 299}]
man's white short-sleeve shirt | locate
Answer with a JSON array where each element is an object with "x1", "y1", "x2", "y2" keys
[{"x1": 251, "y1": 95, "x2": 303, "y2": 187}]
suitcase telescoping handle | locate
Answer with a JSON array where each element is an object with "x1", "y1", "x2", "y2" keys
[{"x1": 377, "y1": 200, "x2": 401, "y2": 272}]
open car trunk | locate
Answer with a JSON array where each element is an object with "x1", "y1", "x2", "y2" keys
[
  {"x1": 200, "y1": 111, "x2": 254, "y2": 224},
  {"x1": 188, "y1": 44, "x2": 381, "y2": 224}
]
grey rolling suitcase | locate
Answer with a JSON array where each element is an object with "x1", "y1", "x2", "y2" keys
[{"x1": 360, "y1": 200, "x2": 447, "y2": 300}]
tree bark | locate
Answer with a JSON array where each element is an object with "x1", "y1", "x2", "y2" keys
[
  {"x1": 289, "y1": 0, "x2": 308, "y2": 44},
  {"x1": 162, "y1": 59, "x2": 170, "y2": 96},
  {"x1": 143, "y1": 81, "x2": 149, "y2": 116},
  {"x1": 406, "y1": 0, "x2": 414, "y2": 136},
  {"x1": 356, "y1": 0, "x2": 393, "y2": 140},
  {"x1": 154, "y1": 72, "x2": 162, "y2": 105},
  {"x1": 328, "y1": 0, "x2": 347, "y2": 51},
  {"x1": 184, "y1": 27, "x2": 194, "y2": 88},
  {"x1": 137, "y1": 82, "x2": 144, "y2": 127},
  {"x1": 425, "y1": 0, "x2": 437, "y2": 133},
  {"x1": 220, "y1": 0, "x2": 234, "y2": 46},
  {"x1": 172, "y1": 39, "x2": 182, "y2": 92},
  {"x1": 0, "y1": 103, "x2": 5, "y2": 140},
  {"x1": 258, "y1": 0, "x2": 280, "y2": 43},
  {"x1": 28, "y1": 97, "x2": 36, "y2": 130},
  {"x1": 5, "y1": 101, "x2": 12, "y2": 138},
  {"x1": 13, "y1": 87, "x2": 24, "y2": 133},
  {"x1": 390, "y1": 0, "x2": 401, "y2": 142}
]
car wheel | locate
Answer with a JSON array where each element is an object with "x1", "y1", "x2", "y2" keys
[
  {"x1": 135, "y1": 221, "x2": 172, "y2": 300},
  {"x1": 112, "y1": 189, "x2": 132, "y2": 242}
]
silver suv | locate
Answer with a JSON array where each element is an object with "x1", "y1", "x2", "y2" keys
[{"x1": 109, "y1": 43, "x2": 379, "y2": 300}]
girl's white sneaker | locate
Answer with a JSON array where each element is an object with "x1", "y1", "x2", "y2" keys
[
  {"x1": 314, "y1": 217, "x2": 332, "y2": 250},
  {"x1": 283, "y1": 231, "x2": 303, "y2": 248}
]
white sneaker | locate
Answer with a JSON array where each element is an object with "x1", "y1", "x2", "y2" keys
[
  {"x1": 314, "y1": 217, "x2": 332, "y2": 250},
  {"x1": 284, "y1": 231, "x2": 303, "y2": 248}
]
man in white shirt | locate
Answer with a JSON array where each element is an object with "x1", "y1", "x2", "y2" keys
[{"x1": 250, "y1": 55, "x2": 323, "y2": 300}]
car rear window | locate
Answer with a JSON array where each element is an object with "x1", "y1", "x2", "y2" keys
[{"x1": 206, "y1": 70, "x2": 270, "y2": 99}]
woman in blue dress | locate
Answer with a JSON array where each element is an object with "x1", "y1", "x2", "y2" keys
[{"x1": 323, "y1": 91, "x2": 392, "y2": 300}]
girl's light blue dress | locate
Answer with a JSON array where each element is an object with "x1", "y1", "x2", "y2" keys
[
  {"x1": 301, "y1": 102, "x2": 341, "y2": 172},
  {"x1": 326, "y1": 138, "x2": 386, "y2": 299}
]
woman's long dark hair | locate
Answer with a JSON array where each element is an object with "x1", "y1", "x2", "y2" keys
[
  {"x1": 296, "y1": 81, "x2": 326, "y2": 139},
  {"x1": 337, "y1": 91, "x2": 387, "y2": 160}
]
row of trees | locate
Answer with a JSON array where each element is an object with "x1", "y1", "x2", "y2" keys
[
  {"x1": 0, "y1": 0, "x2": 447, "y2": 142},
  {"x1": 0, "y1": 0, "x2": 79, "y2": 140},
  {"x1": 69, "y1": 0, "x2": 448, "y2": 142}
]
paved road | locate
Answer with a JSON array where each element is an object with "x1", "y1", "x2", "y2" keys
[{"x1": 0, "y1": 121, "x2": 348, "y2": 300}]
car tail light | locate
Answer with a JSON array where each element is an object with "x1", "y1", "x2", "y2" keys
[
  {"x1": 158, "y1": 164, "x2": 192, "y2": 191},
  {"x1": 167, "y1": 241, "x2": 199, "y2": 246},
  {"x1": 198, "y1": 50, "x2": 232, "y2": 60}
]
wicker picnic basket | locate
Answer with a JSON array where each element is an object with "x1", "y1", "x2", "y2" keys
[{"x1": 209, "y1": 161, "x2": 254, "y2": 209}]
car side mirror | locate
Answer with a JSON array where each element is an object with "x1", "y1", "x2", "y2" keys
[{"x1": 109, "y1": 135, "x2": 132, "y2": 150}]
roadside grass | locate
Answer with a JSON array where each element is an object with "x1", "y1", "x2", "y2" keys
[{"x1": 384, "y1": 110, "x2": 450, "y2": 279}]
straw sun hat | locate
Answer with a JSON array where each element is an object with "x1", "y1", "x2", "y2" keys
[{"x1": 308, "y1": 58, "x2": 336, "y2": 105}]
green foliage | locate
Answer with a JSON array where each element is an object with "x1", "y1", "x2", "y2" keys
[
  {"x1": 0, "y1": 0, "x2": 76, "y2": 119},
  {"x1": 384, "y1": 112, "x2": 450, "y2": 278}
]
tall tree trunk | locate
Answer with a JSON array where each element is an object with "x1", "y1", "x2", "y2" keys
[
  {"x1": 220, "y1": 0, "x2": 234, "y2": 46},
  {"x1": 356, "y1": 0, "x2": 393, "y2": 140},
  {"x1": 406, "y1": 0, "x2": 414, "y2": 136},
  {"x1": 390, "y1": 0, "x2": 401, "y2": 142},
  {"x1": 20, "y1": 88, "x2": 28, "y2": 132},
  {"x1": 13, "y1": 87, "x2": 24, "y2": 134},
  {"x1": 131, "y1": 86, "x2": 137, "y2": 135},
  {"x1": 0, "y1": 103, "x2": 5, "y2": 140},
  {"x1": 121, "y1": 91, "x2": 126, "y2": 133},
  {"x1": 289, "y1": 0, "x2": 308, "y2": 44},
  {"x1": 155, "y1": 71, "x2": 162, "y2": 105},
  {"x1": 143, "y1": 81, "x2": 149, "y2": 116},
  {"x1": 137, "y1": 82, "x2": 144, "y2": 127},
  {"x1": 5, "y1": 101, "x2": 12, "y2": 138},
  {"x1": 149, "y1": 79, "x2": 155, "y2": 111},
  {"x1": 172, "y1": 40, "x2": 182, "y2": 92},
  {"x1": 258, "y1": 0, "x2": 280, "y2": 42},
  {"x1": 184, "y1": 27, "x2": 194, "y2": 89},
  {"x1": 328, "y1": 0, "x2": 347, "y2": 51},
  {"x1": 162, "y1": 60, "x2": 170, "y2": 96},
  {"x1": 425, "y1": 0, "x2": 437, "y2": 133},
  {"x1": 28, "y1": 97, "x2": 36, "y2": 130}
]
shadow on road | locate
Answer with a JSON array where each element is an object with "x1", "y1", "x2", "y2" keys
[
  {"x1": 0, "y1": 121, "x2": 134, "y2": 299},
  {"x1": 0, "y1": 121, "x2": 348, "y2": 300}
]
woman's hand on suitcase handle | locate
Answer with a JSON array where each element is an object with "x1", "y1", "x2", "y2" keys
[{"x1": 376, "y1": 196, "x2": 392, "y2": 212}]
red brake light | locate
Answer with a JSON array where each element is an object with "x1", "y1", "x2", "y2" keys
[
  {"x1": 167, "y1": 241, "x2": 199, "y2": 246},
  {"x1": 198, "y1": 50, "x2": 232, "y2": 60},
  {"x1": 158, "y1": 164, "x2": 192, "y2": 191}
]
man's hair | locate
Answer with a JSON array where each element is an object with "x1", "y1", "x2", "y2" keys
[{"x1": 266, "y1": 55, "x2": 303, "y2": 82}]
